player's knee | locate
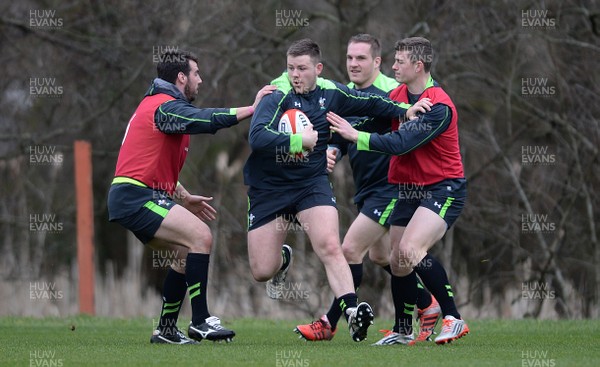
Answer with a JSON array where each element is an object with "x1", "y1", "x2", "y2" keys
[
  {"x1": 250, "y1": 265, "x2": 275, "y2": 282},
  {"x1": 318, "y1": 237, "x2": 343, "y2": 262},
  {"x1": 368, "y1": 250, "x2": 388, "y2": 267},
  {"x1": 170, "y1": 263, "x2": 186, "y2": 273},
  {"x1": 342, "y1": 243, "x2": 362, "y2": 263},
  {"x1": 390, "y1": 259, "x2": 411, "y2": 277},
  {"x1": 395, "y1": 239, "x2": 425, "y2": 269},
  {"x1": 188, "y1": 227, "x2": 212, "y2": 253},
  {"x1": 252, "y1": 273, "x2": 271, "y2": 282}
]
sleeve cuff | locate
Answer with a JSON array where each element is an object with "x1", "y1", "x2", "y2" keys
[
  {"x1": 290, "y1": 134, "x2": 303, "y2": 153},
  {"x1": 357, "y1": 132, "x2": 371, "y2": 151},
  {"x1": 230, "y1": 108, "x2": 237, "y2": 115}
]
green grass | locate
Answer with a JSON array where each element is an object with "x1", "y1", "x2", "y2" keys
[{"x1": 1, "y1": 317, "x2": 599, "y2": 366}]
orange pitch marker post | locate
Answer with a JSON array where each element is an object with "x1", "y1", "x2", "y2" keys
[{"x1": 74, "y1": 140, "x2": 95, "y2": 315}]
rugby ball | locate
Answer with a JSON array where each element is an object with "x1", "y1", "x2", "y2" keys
[{"x1": 278, "y1": 109, "x2": 310, "y2": 134}]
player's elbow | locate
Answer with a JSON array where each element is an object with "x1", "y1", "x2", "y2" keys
[
  {"x1": 248, "y1": 132, "x2": 269, "y2": 151},
  {"x1": 248, "y1": 137, "x2": 263, "y2": 151}
]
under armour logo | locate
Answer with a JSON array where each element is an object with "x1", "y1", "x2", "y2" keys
[
  {"x1": 373, "y1": 209, "x2": 382, "y2": 217},
  {"x1": 294, "y1": 102, "x2": 301, "y2": 108},
  {"x1": 434, "y1": 202, "x2": 442, "y2": 208},
  {"x1": 157, "y1": 199, "x2": 171, "y2": 207}
]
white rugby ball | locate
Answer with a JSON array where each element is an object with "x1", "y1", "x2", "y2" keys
[{"x1": 278, "y1": 109, "x2": 310, "y2": 133}]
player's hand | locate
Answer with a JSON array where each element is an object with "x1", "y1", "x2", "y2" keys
[
  {"x1": 183, "y1": 195, "x2": 217, "y2": 222},
  {"x1": 301, "y1": 122, "x2": 318, "y2": 152},
  {"x1": 327, "y1": 112, "x2": 358, "y2": 143},
  {"x1": 406, "y1": 98, "x2": 432, "y2": 120},
  {"x1": 252, "y1": 85, "x2": 278, "y2": 109},
  {"x1": 326, "y1": 147, "x2": 338, "y2": 173}
]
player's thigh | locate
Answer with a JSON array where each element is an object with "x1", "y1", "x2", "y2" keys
[
  {"x1": 247, "y1": 218, "x2": 289, "y2": 272},
  {"x1": 343, "y1": 213, "x2": 387, "y2": 263},
  {"x1": 368, "y1": 231, "x2": 391, "y2": 266},
  {"x1": 109, "y1": 184, "x2": 192, "y2": 245},
  {"x1": 399, "y1": 178, "x2": 466, "y2": 256},
  {"x1": 400, "y1": 206, "x2": 447, "y2": 256},
  {"x1": 154, "y1": 204, "x2": 211, "y2": 250},
  {"x1": 296, "y1": 205, "x2": 340, "y2": 256},
  {"x1": 390, "y1": 225, "x2": 406, "y2": 251}
]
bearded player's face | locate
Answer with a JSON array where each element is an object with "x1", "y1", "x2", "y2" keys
[{"x1": 184, "y1": 60, "x2": 202, "y2": 102}]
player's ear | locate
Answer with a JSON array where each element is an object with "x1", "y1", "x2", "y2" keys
[
  {"x1": 177, "y1": 71, "x2": 187, "y2": 84},
  {"x1": 374, "y1": 56, "x2": 381, "y2": 69},
  {"x1": 315, "y1": 62, "x2": 323, "y2": 76},
  {"x1": 415, "y1": 60, "x2": 423, "y2": 73}
]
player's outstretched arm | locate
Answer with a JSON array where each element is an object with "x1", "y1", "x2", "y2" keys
[
  {"x1": 327, "y1": 99, "x2": 435, "y2": 144},
  {"x1": 334, "y1": 83, "x2": 432, "y2": 121},
  {"x1": 235, "y1": 84, "x2": 278, "y2": 121},
  {"x1": 154, "y1": 84, "x2": 277, "y2": 135},
  {"x1": 329, "y1": 103, "x2": 452, "y2": 156}
]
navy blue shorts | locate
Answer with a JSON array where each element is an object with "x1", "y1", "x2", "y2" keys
[
  {"x1": 390, "y1": 178, "x2": 467, "y2": 229},
  {"x1": 107, "y1": 179, "x2": 175, "y2": 244},
  {"x1": 247, "y1": 176, "x2": 337, "y2": 231},
  {"x1": 356, "y1": 191, "x2": 398, "y2": 228}
]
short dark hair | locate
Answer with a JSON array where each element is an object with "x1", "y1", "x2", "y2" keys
[
  {"x1": 287, "y1": 38, "x2": 321, "y2": 64},
  {"x1": 156, "y1": 51, "x2": 199, "y2": 84},
  {"x1": 348, "y1": 33, "x2": 381, "y2": 58},
  {"x1": 395, "y1": 37, "x2": 433, "y2": 72}
]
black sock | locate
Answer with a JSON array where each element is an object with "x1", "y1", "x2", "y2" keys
[
  {"x1": 350, "y1": 263, "x2": 364, "y2": 291},
  {"x1": 326, "y1": 264, "x2": 363, "y2": 330},
  {"x1": 158, "y1": 268, "x2": 187, "y2": 333},
  {"x1": 415, "y1": 254, "x2": 460, "y2": 319},
  {"x1": 388, "y1": 265, "x2": 432, "y2": 310},
  {"x1": 338, "y1": 292, "x2": 358, "y2": 322},
  {"x1": 416, "y1": 278, "x2": 433, "y2": 310},
  {"x1": 391, "y1": 271, "x2": 417, "y2": 335},
  {"x1": 186, "y1": 253, "x2": 211, "y2": 325}
]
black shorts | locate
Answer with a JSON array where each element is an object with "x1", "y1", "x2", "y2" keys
[
  {"x1": 247, "y1": 176, "x2": 337, "y2": 231},
  {"x1": 390, "y1": 178, "x2": 466, "y2": 229},
  {"x1": 107, "y1": 178, "x2": 175, "y2": 244},
  {"x1": 356, "y1": 192, "x2": 398, "y2": 229}
]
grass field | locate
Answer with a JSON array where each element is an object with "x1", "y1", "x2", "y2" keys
[{"x1": 2, "y1": 317, "x2": 599, "y2": 366}]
